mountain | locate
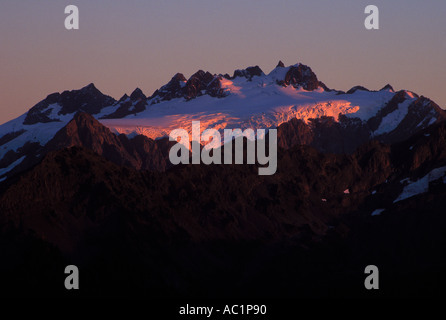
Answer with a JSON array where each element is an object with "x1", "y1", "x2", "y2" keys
[
  {"x1": 1, "y1": 61, "x2": 445, "y2": 182},
  {"x1": 1, "y1": 61, "x2": 446, "y2": 298},
  {"x1": 45, "y1": 112, "x2": 173, "y2": 172}
]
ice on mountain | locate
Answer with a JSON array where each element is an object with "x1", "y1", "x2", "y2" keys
[{"x1": 99, "y1": 80, "x2": 376, "y2": 141}]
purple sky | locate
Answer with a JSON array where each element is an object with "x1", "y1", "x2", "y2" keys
[{"x1": 1, "y1": 0, "x2": 445, "y2": 124}]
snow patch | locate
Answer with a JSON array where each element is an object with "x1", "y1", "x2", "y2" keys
[
  {"x1": 374, "y1": 98, "x2": 415, "y2": 135},
  {"x1": 417, "y1": 116, "x2": 437, "y2": 129},
  {"x1": 0, "y1": 156, "x2": 26, "y2": 177},
  {"x1": 371, "y1": 209, "x2": 385, "y2": 216},
  {"x1": 394, "y1": 166, "x2": 446, "y2": 203},
  {"x1": 428, "y1": 117, "x2": 437, "y2": 126}
]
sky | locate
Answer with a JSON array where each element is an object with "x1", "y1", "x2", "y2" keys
[{"x1": 0, "y1": 0, "x2": 445, "y2": 125}]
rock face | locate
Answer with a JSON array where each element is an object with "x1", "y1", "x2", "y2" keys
[
  {"x1": 46, "y1": 112, "x2": 173, "y2": 172},
  {"x1": 277, "y1": 116, "x2": 372, "y2": 154},
  {"x1": 150, "y1": 70, "x2": 231, "y2": 102},
  {"x1": 101, "y1": 88, "x2": 148, "y2": 119},
  {"x1": 276, "y1": 60, "x2": 285, "y2": 68},
  {"x1": 278, "y1": 64, "x2": 320, "y2": 91},
  {"x1": 151, "y1": 73, "x2": 187, "y2": 101},
  {"x1": 346, "y1": 85, "x2": 371, "y2": 94},
  {"x1": 205, "y1": 76, "x2": 226, "y2": 98},
  {"x1": 232, "y1": 66, "x2": 264, "y2": 80},
  {"x1": 183, "y1": 70, "x2": 215, "y2": 100}
]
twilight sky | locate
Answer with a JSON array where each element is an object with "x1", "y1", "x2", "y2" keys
[{"x1": 0, "y1": 0, "x2": 445, "y2": 125}]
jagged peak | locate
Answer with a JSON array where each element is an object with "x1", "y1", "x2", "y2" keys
[
  {"x1": 118, "y1": 93, "x2": 129, "y2": 102},
  {"x1": 346, "y1": 86, "x2": 370, "y2": 94},
  {"x1": 77, "y1": 83, "x2": 102, "y2": 95},
  {"x1": 130, "y1": 88, "x2": 147, "y2": 101},
  {"x1": 232, "y1": 65, "x2": 264, "y2": 79},
  {"x1": 171, "y1": 73, "x2": 187, "y2": 82},
  {"x1": 380, "y1": 84, "x2": 394, "y2": 92},
  {"x1": 159, "y1": 73, "x2": 187, "y2": 91},
  {"x1": 83, "y1": 82, "x2": 96, "y2": 90},
  {"x1": 190, "y1": 70, "x2": 206, "y2": 79},
  {"x1": 159, "y1": 73, "x2": 187, "y2": 90},
  {"x1": 272, "y1": 63, "x2": 320, "y2": 91},
  {"x1": 276, "y1": 60, "x2": 285, "y2": 68},
  {"x1": 59, "y1": 83, "x2": 107, "y2": 100},
  {"x1": 188, "y1": 70, "x2": 214, "y2": 83},
  {"x1": 44, "y1": 111, "x2": 121, "y2": 154}
]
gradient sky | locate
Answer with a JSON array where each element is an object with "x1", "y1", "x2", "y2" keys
[{"x1": 1, "y1": 0, "x2": 445, "y2": 125}]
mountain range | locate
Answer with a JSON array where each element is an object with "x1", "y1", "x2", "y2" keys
[
  {"x1": 2, "y1": 61, "x2": 445, "y2": 182},
  {"x1": 1, "y1": 61, "x2": 446, "y2": 298}
]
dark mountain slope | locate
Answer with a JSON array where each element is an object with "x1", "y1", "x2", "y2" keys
[{"x1": 1, "y1": 121, "x2": 446, "y2": 298}]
